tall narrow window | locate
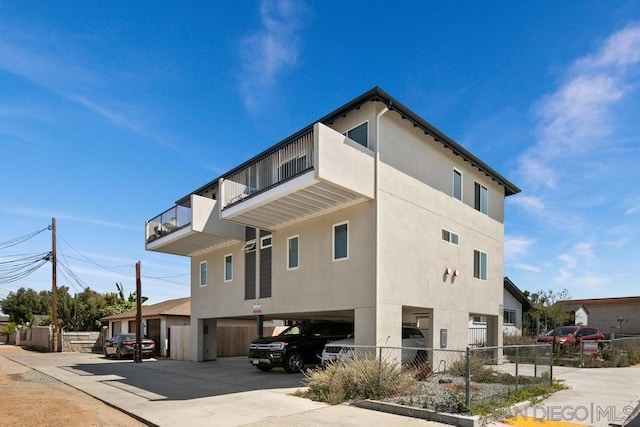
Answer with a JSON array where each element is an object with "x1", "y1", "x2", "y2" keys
[
  {"x1": 474, "y1": 182, "x2": 488, "y2": 214},
  {"x1": 287, "y1": 235, "x2": 299, "y2": 270},
  {"x1": 199, "y1": 261, "x2": 207, "y2": 287},
  {"x1": 345, "y1": 122, "x2": 368, "y2": 148},
  {"x1": 224, "y1": 254, "x2": 233, "y2": 282},
  {"x1": 473, "y1": 249, "x2": 487, "y2": 280},
  {"x1": 333, "y1": 222, "x2": 349, "y2": 261},
  {"x1": 453, "y1": 169, "x2": 462, "y2": 201}
]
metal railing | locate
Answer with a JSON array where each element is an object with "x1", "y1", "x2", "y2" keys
[
  {"x1": 469, "y1": 327, "x2": 487, "y2": 347},
  {"x1": 312, "y1": 343, "x2": 553, "y2": 412},
  {"x1": 145, "y1": 203, "x2": 191, "y2": 243},
  {"x1": 221, "y1": 130, "x2": 314, "y2": 209}
]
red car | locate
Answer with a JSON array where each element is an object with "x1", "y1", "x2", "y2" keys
[{"x1": 536, "y1": 325, "x2": 604, "y2": 348}]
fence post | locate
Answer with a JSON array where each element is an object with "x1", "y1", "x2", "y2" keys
[
  {"x1": 549, "y1": 343, "x2": 553, "y2": 386},
  {"x1": 378, "y1": 347, "x2": 383, "y2": 399},
  {"x1": 515, "y1": 346, "x2": 519, "y2": 393},
  {"x1": 465, "y1": 346, "x2": 471, "y2": 408},
  {"x1": 579, "y1": 340, "x2": 584, "y2": 368},
  {"x1": 610, "y1": 335, "x2": 615, "y2": 366},
  {"x1": 534, "y1": 344, "x2": 538, "y2": 378}
]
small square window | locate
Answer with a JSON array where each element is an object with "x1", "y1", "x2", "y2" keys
[
  {"x1": 442, "y1": 229, "x2": 459, "y2": 245},
  {"x1": 345, "y1": 122, "x2": 368, "y2": 148},
  {"x1": 199, "y1": 261, "x2": 207, "y2": 287},
  {"x1": 260, "y1": 236, "x2": 272, "y2": 249},
  {"x1": 473, "y1": 315, "x2": 487, "y2": 325},
  {"x1": 224, "y1": 254, "x2": 233, "y2": 282},
  {"x1": 504, "y1": 310, "x2": 516, "y2": 325},
  {"x1": 242, "y1": 240, "x2": 256, "y2": 252}
]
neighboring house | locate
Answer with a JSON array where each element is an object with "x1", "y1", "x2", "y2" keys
[
  {"x1": 468, "y1": 277, "x2": 531, "y2": 345},
  {"x1": 145, "y1": 87, "x2": 520, "y2": 362},
  {"x1": 560, "y1": 296, "x2": 640, "y2": 336},
  {"x1": 101, "y1": 297, "x2": 191, "y2": 357}
]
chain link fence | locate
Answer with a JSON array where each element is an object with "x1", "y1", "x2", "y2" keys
[
  {"x1": 315, "y1": 343, "x2": 553, "y2": 411},
  {"x1": 579, "y1": 336, "x2": 640, "y2": 367}
]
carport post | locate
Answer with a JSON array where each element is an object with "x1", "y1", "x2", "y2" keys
[{"x1": 257, "y1": 315, "x2": 263, "y2": 338}]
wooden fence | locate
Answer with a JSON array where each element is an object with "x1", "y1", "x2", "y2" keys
[{"x1": 169, "y1": 325, "x2": 277, "y2": 360}]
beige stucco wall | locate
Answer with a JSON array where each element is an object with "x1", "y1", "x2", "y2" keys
[{"x1": 580, "y1": 302, "x2": 640, "y2": 335}]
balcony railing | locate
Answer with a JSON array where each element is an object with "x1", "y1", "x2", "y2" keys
[
  {"x1": 146, "y1": 204, "x2": 191, "y2": 243},
  {"x1": 221, "y1": 130, "x2": 314, "y2": 209}
]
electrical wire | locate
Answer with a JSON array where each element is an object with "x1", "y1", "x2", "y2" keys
[
  {"x1": 0, "y1": 252, "x2": 51, "y2": 283},
  {"x1": 0, "y1": 227, "x2": 49, "y2": 250}
]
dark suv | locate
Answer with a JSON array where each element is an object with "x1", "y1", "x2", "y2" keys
[{"x1": 248, "y1": 321, "x2": 353, "y2": 373}]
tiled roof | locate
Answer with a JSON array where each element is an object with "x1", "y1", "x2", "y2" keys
[{"x1": 101, "y1": 297, "x2": 190, "y2": 321}]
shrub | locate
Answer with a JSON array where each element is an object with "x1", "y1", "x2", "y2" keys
[
  {"x1": 1, "y1": 322, "x2": 18, "y2": 335},
  {"x1": 303, "y1": 356, "x2": 418, "y2": 404},
  {"x1": 503, "y1": 334, "x2": 536, "y2": 346}
]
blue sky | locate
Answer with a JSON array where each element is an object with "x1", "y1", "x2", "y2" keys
[{"x1": 1, "y1": 1, "x2": 639, "y2": 306}]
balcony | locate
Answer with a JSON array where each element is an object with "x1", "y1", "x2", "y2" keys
[
  {"x1": 146, "y1": 195, "x2": 243, "y2": 256},
  {"x1": 220, "y1": 122, "x2": 375, "y2": 230}
]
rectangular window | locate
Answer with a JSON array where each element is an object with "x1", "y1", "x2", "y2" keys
[
  {"x1": 473, "y1": 315, "x2": 487, "y2": 325},
  {"x1": 224, "y1": 254, "x2": 233, "y2": 282},
  {"x1": 474, "y1": 182, "x2": 488, "y2": 214},
  {"x1": 473, "y1": 249, "x2": 488, "y2": 280},
  {"x1": 504, "y1": 310, "x2": 516, "y2": 325},
  {"x1": 242, "y1": 240, "x2": 256, "y2": 252},
  {"x1": 345, "y1": 122, "x2": 368, "y2": 148},
  {"x1": 333, "y1": 221, "x2": 349, "y2": 261},
  {"x1": 260, "y1": 236, "x2": 272, "y2": 249},
  {"x1": 199, "y1": 261, "x2": 207, "y2": 287},
  {"x1": 287, "y1": 235, "x2": 299, "y2": 270},
  {"x1": 441, "y1": 229, "x2": 459, "y2": 245},
  {"x1": 453, "y1": 169, "x2": 462, "y2": 201}
]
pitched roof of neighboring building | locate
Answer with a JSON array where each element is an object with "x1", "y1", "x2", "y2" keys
[
  {"x1": 177, "y1": 87, "x2": 521, "y2": 205},
  {"x1": 560, "y1": 296, "x2": 640, "y2": 306},
  {"x1": 100, "y1": 297, "x2": 190, "y2": 321},
  {"x1": 504, "y1": 277, "x2": 532, "y2": 311}
]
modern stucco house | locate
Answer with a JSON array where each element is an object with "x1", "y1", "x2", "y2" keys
[{"x1": 145, "y1": 87, "x2": 520, "y2": 362}]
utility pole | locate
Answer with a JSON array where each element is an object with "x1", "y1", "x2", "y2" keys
[
  {"x1": 51, "y1": 218, "x2": 58, "y2": 352},
  {"x1": 134, "y1": 261, "x2": 142, "y2": 363}
]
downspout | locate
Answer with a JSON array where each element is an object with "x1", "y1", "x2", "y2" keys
[{"x1": 374, "y1": 102, "x2": 390, "y2": 345}]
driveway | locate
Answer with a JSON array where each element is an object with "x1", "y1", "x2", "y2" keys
[{"x1": 6, "y1": 351, "x2": 436, "y2": 426}]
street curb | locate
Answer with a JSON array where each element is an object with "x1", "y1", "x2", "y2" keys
[{"x1": 352, "y1": 399, "x2": 480, "y2": 427}]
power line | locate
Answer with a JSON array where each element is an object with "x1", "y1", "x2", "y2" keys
[
  {"x1": 0, "y1": 252, "x2": 50, "y2": 284},
  {"x1": 0, "y1": 227, "x2": 49, "y2": 250}
]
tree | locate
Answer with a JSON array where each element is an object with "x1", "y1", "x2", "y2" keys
[
  {"x1": 0, "y1": 287, "x2": 49, "y2": 325},
  {"x1": 530, "y1": 288, "x2": 572, "y2": 354}
]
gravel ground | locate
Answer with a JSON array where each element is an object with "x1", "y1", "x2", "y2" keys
[
  {"x1": 387, "y1": 373, "x2": 515, "y2": 413},
  {"x1": 0, "y1": 345, "x2": 145, "y2": 427}
]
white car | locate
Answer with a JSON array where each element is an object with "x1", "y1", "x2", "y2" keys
[{"x1": 321, "y1": 326, "x2": 428, "y2": 366}]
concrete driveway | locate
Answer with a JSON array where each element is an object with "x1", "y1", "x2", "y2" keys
[{"x1": 5, "y1": 352, "x2": 436, "y2": 427}]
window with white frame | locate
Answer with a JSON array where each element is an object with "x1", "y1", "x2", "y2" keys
[
  {"x1": 345, "y1": 122, "x2": 368, "y2": 148},
  {"x1": 504, "y1": 310, "x2": 516, "y2": 325},
  {"x1": 453, "y1": 169, "x2": 462, "y2": 201},
  {"x1": 260, "y1": 236, "x2": 272, "y2": 249},
  {"x1": 224, "y1": 254, "x2": 233, "y2": 282},
  {"x1": 473, "y1": 315, "x2": 487, "y2": 325},
  {"x1": 441, "y1": 229, "x2": 459, "y2": 245},
  {"x1": 333, "y1": 221, "x2": 349, "y2": 261},
  {"x1": 242, "y1": 240, "x2": 256, "y2": 252},
  {"x1": 199, "y1": 261, "x2": 207, "y2": 287},
  {"x1": 474, "y1": 182, "x2": 488, "y2": 214},
  {"x1": 473, "y1": 249, "x2": 487, "y2": 280},
  {"x1": 287, "y1": 235, "x2": 299, "y2": 270}
]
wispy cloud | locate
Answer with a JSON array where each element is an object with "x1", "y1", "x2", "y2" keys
[
  {"x1": 238, "y1": 0, "x2": 309, "y2": 110},
  {"x1": 513, "y1": 263, "x2": 542, "y2": 273},
  {"x1": 0, "y1": 204, "x2": 138, "y2": 231},
  {"x1": 625, "y1": 196, "x2": 640, "y2": 215},
  {"x1": 517, "y1": 24, "x2": 640, "y2": 190},
  {"x1": 505, "y1": 235, "x2": 536, "y2": 262}
]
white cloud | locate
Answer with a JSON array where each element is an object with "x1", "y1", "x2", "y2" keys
[
  {"x1": 239, "y1": 0, "x2": 308, "y2": 110},
  {"x1": 517, "y1": 24, "x2": 640, "y2": 189},
  {"x1": 625, "y1": 196, "x2": 640, "y2": 215},
  {"x1": 0, "y1": 204, "x2": 138, "y2": 231},
  {"x1": 508, "y1": 194, "x2": 546, "y2": 212},
  {"x1": 505, "y1": 235, "x2": 536, "y2": 262},
  {"x1": 513, "y1": 263, "x2": 542, "y2": 273}
]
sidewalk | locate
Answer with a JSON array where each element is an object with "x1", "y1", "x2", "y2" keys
[
  {"x1": 5, "y1": 351, "x2": 437, "y2": 427},
  {"x1": 6, "y1": 350, "x2": 640, "y2": 427}
]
